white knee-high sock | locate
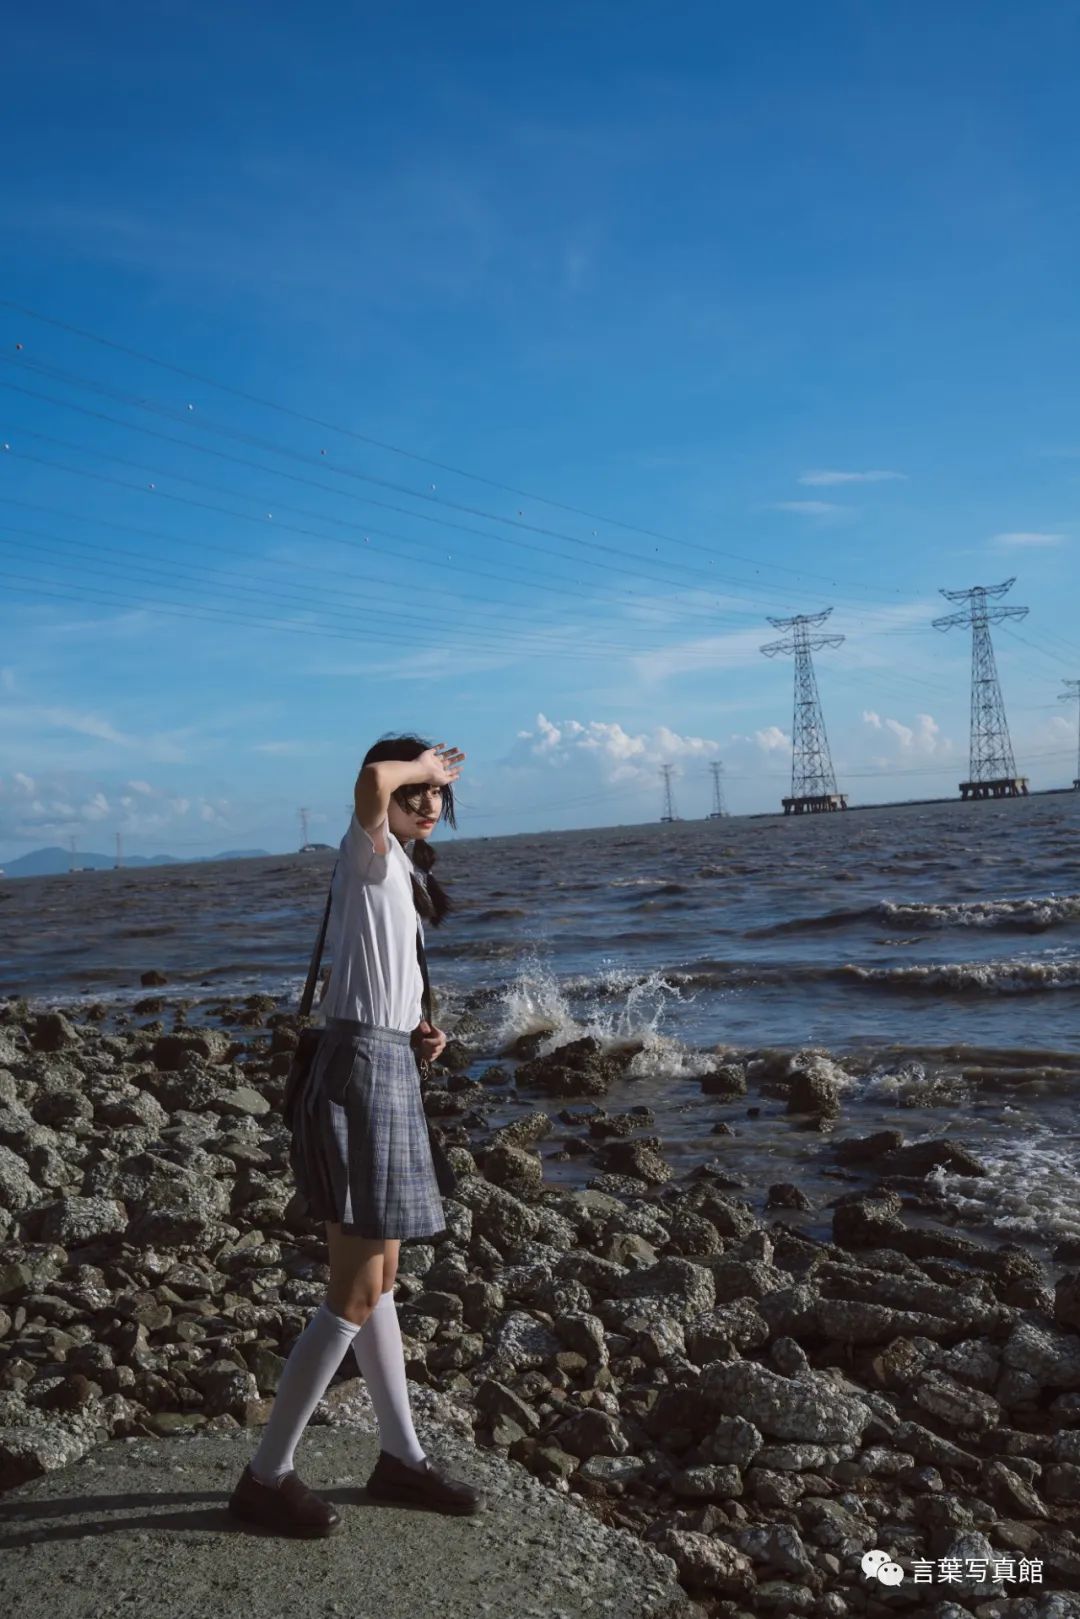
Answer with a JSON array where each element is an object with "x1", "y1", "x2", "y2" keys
[
  {"x1": 350, "y1": 1289, "x2": 427, "y2": 1467},
  {"x1": 249, "y1": 1300, "x2": 362, "y2": 1486}
]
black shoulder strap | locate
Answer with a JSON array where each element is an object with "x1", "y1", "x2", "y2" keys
[
  {"x1": 299, "y1": 860, "x2": 337, "y2": 1018},
  {"x1": 416, "y1": 924, "x2": 435, "y2": 1024}
]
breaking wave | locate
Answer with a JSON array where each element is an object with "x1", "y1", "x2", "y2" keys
[{"x1": 749, "y1": 893, "x2": 1080, "y2": 938}]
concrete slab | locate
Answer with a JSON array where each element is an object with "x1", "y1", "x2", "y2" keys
[{"x1": 0, "y1": 1425, "x2": 696, "y2": 1619}]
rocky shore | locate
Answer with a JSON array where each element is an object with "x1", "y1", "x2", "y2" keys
[{"x1": 2, "y1": 988, "x2": 1080, "y2": 1617}]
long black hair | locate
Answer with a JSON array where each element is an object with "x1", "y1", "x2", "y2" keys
[{"x1": 362, "y1": 733, "x2": 455, "y2": 926}]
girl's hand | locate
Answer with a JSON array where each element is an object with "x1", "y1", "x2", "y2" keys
[
  {"x1": 418, "y1": 744, "x2": 465, "y2": 787},
  {"x1": 411, "y1": 1019, "x2": 447, "y2": 1063}
]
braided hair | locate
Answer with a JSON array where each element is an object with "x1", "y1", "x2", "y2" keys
[{"x1": 361, "y1": 734, "x2": 455, "y2": 926}]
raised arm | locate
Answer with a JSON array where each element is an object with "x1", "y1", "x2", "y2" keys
[{"x1": 354, "y1": 744, "x2": 465, "y2": 853}]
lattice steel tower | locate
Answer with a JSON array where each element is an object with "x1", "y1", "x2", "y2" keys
[
  {"x1": 707, "y1": 761, "x2": 728, "y2": 819},
  {"x1": 659, "y1": 764, "x2": 679, "y2": 823},
  {"x1": 760, "y1": 608, "x2": 847, "y2": 814},
  {"x1": 932, "y1": 577, "x2": 1029, "y2": 799},
  {"x1": 1060, "y1": 680, "x2": 1080, "y2": 789}
]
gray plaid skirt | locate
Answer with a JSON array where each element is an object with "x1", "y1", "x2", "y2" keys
[{"x1": 288, "y1": 1018, "x2": 454, "y2": 1239}]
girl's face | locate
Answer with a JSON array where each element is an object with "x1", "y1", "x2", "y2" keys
[{"x1": 388, "y1": 783, "x2": 444, "y2": 843}]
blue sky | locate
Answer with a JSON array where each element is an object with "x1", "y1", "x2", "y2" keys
[{"x1": 2, "y1": 0, "x2": 1079, "y2": 857}]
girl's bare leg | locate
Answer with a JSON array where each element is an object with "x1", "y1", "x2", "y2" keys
[{"x1": 324, "y1": 1225, "x2": 394, "y2": 1323}]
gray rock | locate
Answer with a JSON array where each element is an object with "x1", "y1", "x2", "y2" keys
[
  {"x1": 37, "y1": 1196, "x2": 127, "y2": 1245},
  {"x1": 685, "y1": 1301, "x2": 770, "y2": 1359},
  {"x1": 488, "y1": 1310, "x2": 561, "y2": 1369},
  {"x1": 480, "y1": 1143, "x2": 543, "y2": 1196},
  {"x1": 614, "y1": 1257, "x2": 716, "y2": 1324},
  {"x1": 832, "y1": 1193, "x2": 906, "y2": 1248},
  {"x1": 701, "y1": 1360, "x2": 872, "y2": 1445},
  {"x1": 577, "y1": 1453, "x2": 645, "y2": 1485},
  {"x1": 671, "y1": 1463, "x2": 743, "y2": 1500},
  {"x1": 698, "y1": 1415, "x2": 764, "y2": 1467},
  {"x1": 453, "y1": 1178, "x2": 540, "y2": 1252},
  {"x1": 731, "y1": 1522, "x2": 815, "y2": 1577},
  {"x1": 151, "y1": 1030, "x2": 232, "y2": 1071},
  {"x1": 912, "y1": 1370, "x2": 1003, "y2": 1434},
  {"x1": 551, "y1": 1408, "x2": 628, "y2": 1460},
  {"x1": 31, "y1": 1013, "x2": 81, "y2": 1053},
  {"x1": 0, "y1": 1144, "x2": 38, "y2": 1214},
  {"x1": 0, "y1": 1420, "x2": 97, "y2": 1490},
  {"x1": 212, "y1": 1085, "x2": 271, "y2": 1119},
  {"x1": 653, "y1": 1528, "x2": 756, "y2": 1596},
  {"x1": 1003, "y1": 1320, "x2": 1080, "y2": 1390}
]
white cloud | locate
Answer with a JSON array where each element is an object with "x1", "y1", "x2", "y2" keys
[
  {"x1": 753, "y1": 725, "x2": 791, "y2": 753},
  {"x1": 860, "y1": 709, "x2": 952, "y2": 758},
  {"x1": 0, "y1": 668, "x2": 16, "y2": 694},
  {"x1": 799, "y1": 469, "x2": 906, "y2": 486},
  {"x1": 992, "y1": 531, "x2": 1066, "y2": 548},
  {"x1": 251, "y1": 740, "x2": 311, "y2": 756},
  {"x1": 38, "y1": 707, "x2": 133, "y2": 745},
  {"x1": 0, "y1": 770, "x2": 220, "y2": 848},
  {"x1": 772, "y1": 501, "x2": 843, "y2": 516},
  {"x1": 506, "y1": 713, "x2": 721, "y2": 787}
]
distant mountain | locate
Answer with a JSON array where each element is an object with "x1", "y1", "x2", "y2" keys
[{"x1": 0, "y1": 846, "x2": 272, "y2": 878}]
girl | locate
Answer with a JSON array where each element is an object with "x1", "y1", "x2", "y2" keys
[{"x1": 229, "y1": 736, "x2": 481, "y2": 1536}]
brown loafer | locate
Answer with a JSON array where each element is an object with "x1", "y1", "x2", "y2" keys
[
  {"x1": 364, "y1": 1449, "x2": 483, "y2": 1515},
  {"x1": 228, "y1": 1463, "x2": 341, "y2": 1537}
]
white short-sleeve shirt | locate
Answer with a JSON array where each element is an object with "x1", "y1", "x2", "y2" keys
[{"x1": 315, "y1": 812, "x2": 424, "y2": 1033}]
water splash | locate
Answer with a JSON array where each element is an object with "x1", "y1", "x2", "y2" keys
[{"x1": 489, "y1": 958, "x2": 712, "y2": 1078}]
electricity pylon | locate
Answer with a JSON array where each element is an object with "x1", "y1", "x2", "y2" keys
[
  {"x1": 933, "y1": 578, "x2": 1029, "y2": 799},
  {"x1": 299, "y1": 807, "x2": 311, "y2": 847},
  {"x1": 659, "y1": 764, "x2": 679, "y2": 823},
  {"x1": 115, "y1": 831, "x2": 123, "y2": 870},
  {"x1": 760, "y1": 608, "x2": 847, "y2": 814},
  {"x1": 1061, "y1": 679, "x2": 1080, "y2": 789},
  {"x1": 707, "y1": 760, "x2": 728, "y2": 819}
]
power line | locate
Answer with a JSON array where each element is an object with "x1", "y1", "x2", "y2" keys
[
  {"x1": 0, "y1": 301, "x2": 909, "y2": 600},
  {"x1": 2, "y1": 425, "x2": 811, "y2": 633},
  {"x1": 1, "y1": 373, "x2": 867, "y2": 616},
  {"x1": 0, "y1": 527, "x2": 701, "y2": 660}
]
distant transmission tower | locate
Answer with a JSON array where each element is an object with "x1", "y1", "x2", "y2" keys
[
  {"x1": 298, "y1": 806, "x2": 310, "y2": 848},
  {"x1": 69, "y1": 835, "x2": 77, "y2": 873},
  {"x1": 707, "y1": 760, "x2": 728, "y2": 819},
  {"x1": 659, "y1": 764, "x2": 679, "y2": 823},
  {"x1": 115, "y1": 831, "x2": 123, "y2": 869},
  {"x1": 760, "y1": 608, "x2": 847, "y2": 815},
  {"x1": 1060, "y1": 680, "x2": 1080, "y2": 789},
  {"x1": 933, "y1": 577, "x2": 1029, "y2": 799}
]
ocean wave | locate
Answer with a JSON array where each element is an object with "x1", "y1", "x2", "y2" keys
[
  {"x1": 749, "y1": 893, "x2": 1080, "y2": 938},
  {"x1": 842, "y1": 957, "x2": 1080, "y2": 995},
  {"x1": 667, "y1": 952, "x2": 1080, "y2": 996},
  {"x1": 882, "y1": 895, "x2": 1080, "y2": 932}
]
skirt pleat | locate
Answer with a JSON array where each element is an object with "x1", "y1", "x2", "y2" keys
[{"x1": 288, "y1": 1019, "x2": 447, "y2": 1239}]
